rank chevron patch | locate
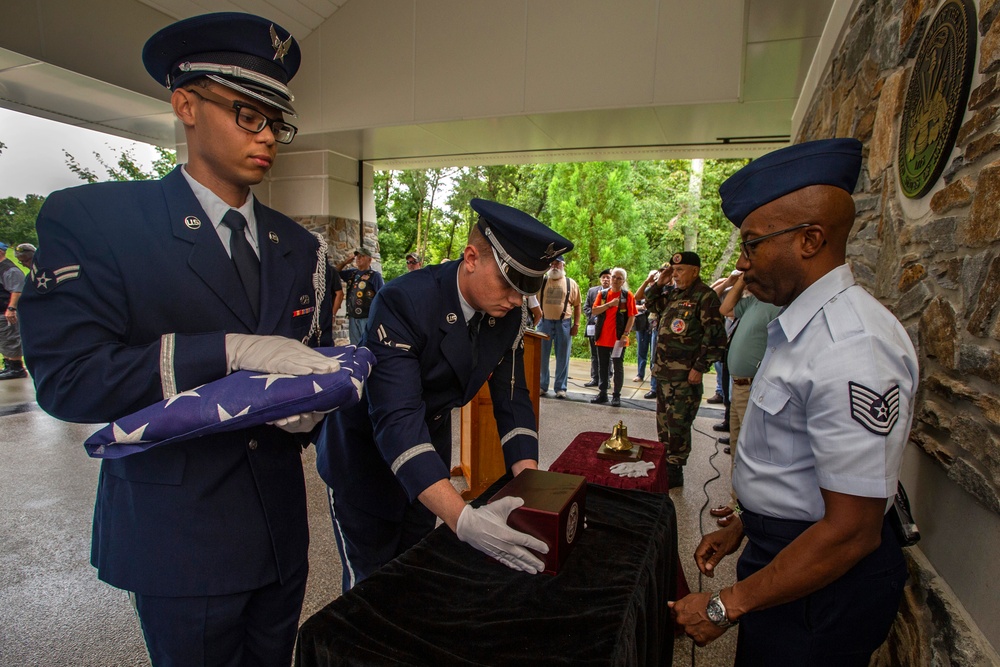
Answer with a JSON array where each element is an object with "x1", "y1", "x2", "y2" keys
[{"x1": 849, "y1": 381, "x2": 900, "y2": 436}]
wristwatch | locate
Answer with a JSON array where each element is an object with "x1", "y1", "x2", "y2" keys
[
  {"x1": 6, "y1": 307, "x2": 15, "y2": 312},
  {"x1": 706, "y1": 591, "x2": 737, "y2": 628}
]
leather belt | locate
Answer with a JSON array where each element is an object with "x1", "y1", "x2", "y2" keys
[{"x1": 732, "y1": 377, "x2": 752, "y2": 386}]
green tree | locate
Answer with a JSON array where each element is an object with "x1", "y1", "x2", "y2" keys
[
  {"x1": 64, "y1": 145, "x2": 176, "y2": 183},
  {"x1": 0, "y1": 195, "x2": 44, "y2": 256}
]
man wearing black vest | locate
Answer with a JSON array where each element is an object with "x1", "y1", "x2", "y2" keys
[{"x1": 338, "y1": 246, "x2": 384, "y2": 344}]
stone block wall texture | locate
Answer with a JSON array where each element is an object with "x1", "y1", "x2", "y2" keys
[
  {"x1": 294, "y1": 214, "x2": 382, "y2": 345},
  {"x1": 797, "y1": 0, "x2": 1000, "y2": 663}
]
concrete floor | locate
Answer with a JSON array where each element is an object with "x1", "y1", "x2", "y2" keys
[{"x1": 0, "y1": 358, "x2": 740, "y2": 667}]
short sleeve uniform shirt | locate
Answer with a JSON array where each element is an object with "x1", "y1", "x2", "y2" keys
[{"x1": 733, "y1": 265, "x2": 919, "y2": 522}]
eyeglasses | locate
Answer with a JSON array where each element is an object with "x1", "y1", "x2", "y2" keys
[
  {"x1": 406, "y1": 259, "x2": 419, "y2": 265},
  {"x1": 185, "y1": 88, "x2": 298, "y2": 144},
  {"x1": 611, "y1": 275, "x2": 625, "y2": 281},
  {"x1": 739, "y1": 223, "x2": 812, "y2": 259}
]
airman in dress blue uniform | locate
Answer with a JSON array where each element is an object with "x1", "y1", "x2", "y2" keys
[
  {"x1": 19, "y1": 13, "x2": 337, "y2": 665},
  {"x1": 670, "y1": 139, "x2": 918, "y2": 666},
  {"x1": 316, "y1": 199, "x2": 573, "y2": 591}
]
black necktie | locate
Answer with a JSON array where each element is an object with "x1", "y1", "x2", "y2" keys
[
  {"x1": 469, "y1": 312, "x2": 483, "y2": 368},
  {"x1": 221, "y1": 209, "x2": 260, "y2": 321}
]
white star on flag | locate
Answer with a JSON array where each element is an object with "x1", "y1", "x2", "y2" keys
[
  {"x1": 218, "y1": 404, "x2": 252, "y2": 422},
  {"x1": 352, "y1": 376, "x2": 363, "y2": 399},
  {"x1": 250, "y1": 373, "x2": 297, "y2": 389},
  {"x1": 164, "y1": 389, "x2": 201, "y2": 407},
  {"x1": 112, "y1": 422, "x2": 149, "y2": 443},
  {"x1": 313, "y1": 381, "x2": 322, "y2": 394}
]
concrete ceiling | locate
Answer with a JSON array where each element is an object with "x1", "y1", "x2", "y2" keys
[{"x1": 0, "y1": 0, "x2": 840, "y2": 169}]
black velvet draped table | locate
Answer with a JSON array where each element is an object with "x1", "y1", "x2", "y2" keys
[{"x1": 295, "y1": 481, "x2": 677, "y2": 666}]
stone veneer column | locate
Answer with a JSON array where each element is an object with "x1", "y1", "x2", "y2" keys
[{"x1": 256, "y1": 149, "x2": 380, "y2": 345}]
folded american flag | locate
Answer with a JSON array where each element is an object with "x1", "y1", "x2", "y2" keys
[{"x1": 85, "y1": 345, "x2": 375, "y2": 459}]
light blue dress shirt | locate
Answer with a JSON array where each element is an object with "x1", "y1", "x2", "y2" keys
[{"x1": 733, "y1": 264, "x2": 919, "y2": 521}]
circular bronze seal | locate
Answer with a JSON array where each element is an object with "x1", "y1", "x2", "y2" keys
[
  {"x1": 566, "y1": 502, "x2": 580, "y2": 544},
  {"x1": 898, "y1": 0, "x2": 976, "y2": 199}
]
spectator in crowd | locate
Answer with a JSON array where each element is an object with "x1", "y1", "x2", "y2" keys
[
  {"x1": 590, "y1": 267, "x2": 636, "y2": 407},
  {"x1": 0, "y1": 242, "x2": 27, "y2": 380},
  {"x1": 537, "y1": 255, "x2": 581, "y2": 399},
  {"x1": 671, "y1": 138, "x2": 917, "y2": 665},
  {"x1": 633, "y1": 298, "x2": 652, "y2": 383},
  {"x1": 644, "y1": 252, "x2": 726, "y2": 487},
  {"x1": 710, "y1": 270, "x2": 782, "y2": 527},
  {"x1": 405, "y1": 251, "x2": 423, "y2": 271},
  {"x1": 337, "y1": 246, "x2": 384, "y2": 344},
  {"x1": 316, "y1": 198, "x2": 573, "y2": 591},
  {"x1": 19, "y1": 13, "x2": 336, "y2": 663},
  {"x1": 583, "y1": 269, "x2": 612, "y2": 387},
  {"x1": 15, "y1": 243, "x2": 36, "y2": 271},
  {"x1": 636, "y1": 264, "x2": 673, "y2": 400},
  {"x1": 526, "y1": 294, "x2": 542, "y2": 327}
]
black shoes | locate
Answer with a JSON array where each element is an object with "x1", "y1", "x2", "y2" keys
[
  {"x1": 0, "y1": 367, "x2": 27, "y2": 380},
  {"x1": 666, "y1": 464, "x2": 684, "y2": 488},
  {"x1": 712, "y1": 421, "x2": 729, "y2": 432},
  {"x1": 610, "y1": 396, "x2": 621, "y2": 407},
  {"x1": 583, "y1": 379, "x2": 599, "y2": 387},
  {"x1": 590, "y1": 394, "x2": 608, "y2": 404},
  {"x1": 643, "y1": 390, "x2": 656, "y2": 399},
  {"x1": 706, "y1": 392, "x2": 724, "y2": 405},
  {"x1": 718, "y1": 436, "x2": 730, "y2": 445}
]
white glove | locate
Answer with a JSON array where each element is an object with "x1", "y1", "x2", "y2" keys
[
  {"x1": 225, "y1": 334, "x2": 340, "y2": 375},
  {"x1": 268, "y1": 411, "x2": 328, "y2": 433},
  {"x1": 609, "y1": 460, "x2": 656, "y2": 478},
  {"x1": 455, "y1": 496, "x2": 548, "y2": 574}
]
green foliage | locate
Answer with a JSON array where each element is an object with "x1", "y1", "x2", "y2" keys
[
  {"x1": 65, "y1": 145, "x2": 176, "y2": 183},
  {"x1": 0, "y1": 195, "x2": 43, "y2": 250},
  {"x1": 374, "y1": 156, "x2": 749, "y2": 357}
]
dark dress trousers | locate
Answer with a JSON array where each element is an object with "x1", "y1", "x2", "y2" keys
[
  {"x1": 19, "y1": 167, "x2": 333, "y2": 598},
  {"x1": 315, "y1": 261, "x2": 537, "y2": 563}
]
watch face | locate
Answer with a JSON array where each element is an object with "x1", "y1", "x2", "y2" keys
[{"x1": 706, "y1": 597, "x2": 726, "y2": 624}]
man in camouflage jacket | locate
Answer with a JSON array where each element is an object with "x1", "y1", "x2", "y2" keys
[{"x1": 644, "y1": 251, "x2": 726, "y2": 487}]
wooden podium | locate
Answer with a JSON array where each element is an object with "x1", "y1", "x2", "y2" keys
[{"x1": 452, "y1": 330, "x2": 545, "y2": 500}]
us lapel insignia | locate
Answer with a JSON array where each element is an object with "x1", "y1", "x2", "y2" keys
[
  {"x1": 184, "y1": 216, "x2": 201, "y2": 229},
  {"x1": 299, "y1": 295, "x2": 310, "y2": 305},
  {"x1": 269, "y1": 231, "x2": 279, "y2": 243},
  {"x1": 447, "y1": 313, "x2": 458, "y2": 324},
  {"x1": 488, "y1": 317, "x2": 496, "y2": 327}
]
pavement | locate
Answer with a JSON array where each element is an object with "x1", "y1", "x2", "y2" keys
[{"x1": 0, "y1": 356, "x2": 740, "y2": 667}]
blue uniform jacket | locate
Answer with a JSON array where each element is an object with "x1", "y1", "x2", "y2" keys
[
  {"x1": 19, "y1": 167, "x2": 333, "y2": 597},
  {"x1": 315, "y1": 260, "x2": 538, "y2": 520}
]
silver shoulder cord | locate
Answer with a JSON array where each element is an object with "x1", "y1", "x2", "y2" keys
[
  {"x1": 510, "y1": 301, "x2": 529, "y2": 399},
  {"x1": 303, "y1": 232, "x2": 328, "y2": 346}
]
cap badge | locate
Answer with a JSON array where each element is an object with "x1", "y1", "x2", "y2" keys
[
  {"x1": 447, "y1": 313, "x2": 458, "y2": 324},
  {"x1": 672, "y1": 253, "x2": 682, "y2": 264},
  {"x1": 270, "y1": 25, "x2": 293, "y2": 63},
  {"x1": 268, "y1": 231, "x2": 279, "y2": 243},
  {"x1": 541, "y1": 243, "x2": 568, "y2": 261},
  {"x1": 184, "y1": 216, "x2": 201, "y2": 230}
]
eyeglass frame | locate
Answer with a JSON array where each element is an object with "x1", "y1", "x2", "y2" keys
[
  {"x1": 405, "y1": 258, "x2": 420, "y2": 265},
  {"x1": 739, "y1": 223, "x2": 812, "y2": 259},
  {"x1": 184, "y1": 87, "x2": 298, "y2": 144}
]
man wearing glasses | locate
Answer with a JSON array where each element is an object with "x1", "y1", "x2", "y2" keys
[
  {"x1": 670, "y1": 139, "x2": 918, "y2": 665},
  {"x1": 405, "y1": 252, "x2": 424, "y2": 271},
  {"x1": 20, "y1": 13, "x2": 336, "y2": 664}
]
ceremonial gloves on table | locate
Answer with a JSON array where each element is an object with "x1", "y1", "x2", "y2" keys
[
  {"x1": 609, "y1": 460, "x2": 656, "y2": 478},
  {"x1": 225, "y1": 334, "x2": 341, "y2": 433},
  {"x1": 456, "y1": 496, "x2": 548, "y2": 574}
]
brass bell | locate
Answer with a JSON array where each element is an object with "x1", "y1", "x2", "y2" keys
[{"x1": 601, "y1": 420, "x2": 634, "y2": 452}]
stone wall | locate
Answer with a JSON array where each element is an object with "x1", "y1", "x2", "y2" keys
[
  {"x1": 800, "y1": 0, "x2": 1000, "y2": 526},
  {"x1": 294, "y1": 214, "x2": 382, "y2": 344},
  {"x1": 796, "y1": 0, "x2": 1000, "y2": 663}
]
